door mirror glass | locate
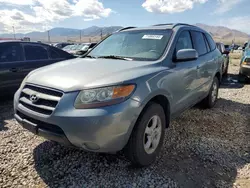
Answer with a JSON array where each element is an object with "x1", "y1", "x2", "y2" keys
[{"x1": 176, "y1": 49, "x2": 198, "y2": 62}]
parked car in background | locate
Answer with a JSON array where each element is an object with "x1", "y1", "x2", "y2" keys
[
  {"x1": 54, "y1": 43, "x2": 73, "y2": 49},
  {"x1": 14, "y1": 23, "x2": 223, "y2": 166},
  {"x1": 216, "y1": 42, "x2": 230, "y2": 76},
  {"x1": 243, "y1": 41, "x2": 249, "y2": 51},
  {"x1": 75, "y1": 43, "x2": 97, "y2": 56},
  {"x1": 62, "y1": 44, "x2": 75, "y2": 53},
  {"x1": 224, "y1": 44, "x2": 231, "y2": 52},
  {"x1": 68, "y1": 43, "x2": 89, "y2": 55},
  {"x1": 239, "y1": 42, "x2": 250, "y2": 82},
  {"x1": 0, "y1": 41, "x2": 75, "y2": 96}
]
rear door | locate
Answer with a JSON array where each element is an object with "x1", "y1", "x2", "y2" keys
[
  {"x1": 0, "y1": 42, "x2": 26, "y2": 93},
  {"x1": 22, "y1": 43, "x2": 56, "y2": 73}
]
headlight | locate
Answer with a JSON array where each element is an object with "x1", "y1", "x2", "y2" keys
[{"x1": 74, "y1": 84, "x2": 136, "y2": 109}]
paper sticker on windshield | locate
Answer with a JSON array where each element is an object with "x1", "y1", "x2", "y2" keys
[{"x1": 142, "y1": 35, "x2": 163, "y2": 40}]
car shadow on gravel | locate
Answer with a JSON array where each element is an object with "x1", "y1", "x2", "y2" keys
[
  {"x1": 0, "y1": 100, "x2": 13, "y2": 131},
  {"x1": 220, "y1": 74, "x2": 250, "y2": 89},
  {"x1": 33, "y1": 98, "x2": 250, "y2": 188}
]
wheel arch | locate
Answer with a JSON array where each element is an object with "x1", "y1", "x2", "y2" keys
[{"x1": 136, "y1": 92, "x2": 171, "y2": 128}]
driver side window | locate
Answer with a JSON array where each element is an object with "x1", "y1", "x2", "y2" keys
[{"x1": 175, "y1": 31, "x2": 193, "y2": 52}]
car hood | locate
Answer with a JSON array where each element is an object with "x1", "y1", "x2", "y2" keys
[{"x1": 26, "y1": 58, "x2": 165, "y2": 92}]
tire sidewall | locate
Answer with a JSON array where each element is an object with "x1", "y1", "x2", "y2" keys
[
  {"x1": 132, "y1": 103, "x2": 166, "y2": 166},
  {"x1": 208, "y1": 77, "x2": 219, "y2": 107}
]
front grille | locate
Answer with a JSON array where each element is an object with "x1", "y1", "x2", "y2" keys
[{"x1": 19, "y1": 84, "x2": 63, "y2": 115}]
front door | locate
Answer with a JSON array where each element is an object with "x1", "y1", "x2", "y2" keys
[{"x1": 167, "y1": 30, "x2": 201, "y2": 114}]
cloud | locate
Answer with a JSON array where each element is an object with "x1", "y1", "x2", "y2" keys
[
  {"x1": 218, "y1": 16, "x2": 250, "y2": 33},
  {"x1": 0, "y1": 0, "x2": 35, "y2": 6},
  {"x1": 214, "y1": 0, "x2": 244, "y2": 14},
  {"x1": 0, "y1": 9, "x2": 48, "y2": 33},
  {"x1": 0, "y1": 0, "x2": 113, "y2": 33},
  {"x1": 142, "y1": 0, "x2": 208, "y2": 14}
]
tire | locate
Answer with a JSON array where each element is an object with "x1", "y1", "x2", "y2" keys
[
  {"x1": 201, "y1": 76, "x2": 219, "y2": 108},
  {"x1": 124, "y1": 102, "x2": 166, "y2": 167}
]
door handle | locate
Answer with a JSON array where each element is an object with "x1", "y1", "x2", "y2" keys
[{"x1": 9, "y1": 68, "x2": 20, "y2": 72}]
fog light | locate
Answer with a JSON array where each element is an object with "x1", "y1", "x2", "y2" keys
[{"x1": 83, "y1": 142, "x2": 100, "y2": 150}]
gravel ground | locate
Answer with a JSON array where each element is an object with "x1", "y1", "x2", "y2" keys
[{"x1": 0, "y1": 59, "x2": 249, "y2": 188}]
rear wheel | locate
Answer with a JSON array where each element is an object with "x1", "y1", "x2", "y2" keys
[
  {"x1": 124, "y1": 102, "x2": 166, "y2": 167},
  {"x1": 201, "y1": 76, "x2": 219, "y2": 108}
]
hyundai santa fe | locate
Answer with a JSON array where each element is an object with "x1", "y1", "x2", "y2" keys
[{"x1": 14, "y1": 23, "x2": 223, "y2": 166}]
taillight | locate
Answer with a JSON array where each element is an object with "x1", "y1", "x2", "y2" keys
[{"x1": 243, "y1": 58, "x2": 250, "y2": 65}]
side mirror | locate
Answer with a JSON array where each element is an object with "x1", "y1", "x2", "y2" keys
[{"x1": 176, "y1": 49, "x2": 198, "y2": 62}]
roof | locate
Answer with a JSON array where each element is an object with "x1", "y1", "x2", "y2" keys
[{"x1": 118, "y1": 23, "x2": 199, "y2": 32}]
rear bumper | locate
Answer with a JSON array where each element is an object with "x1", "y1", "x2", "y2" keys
[{"x1": 240, "y1": 65, "x2": 250, "y2": 77}]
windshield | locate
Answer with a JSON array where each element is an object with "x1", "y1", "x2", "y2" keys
[
  {"x1": 71, "y1": 45, "x2": 80, "y2": 50},
  {"x1": 81, "y1": 45, "x2": 90, "y2": 51},
  {"x1": 88, "y1": 29, "x2": 172, "y2": 61},
  {"x1": 63, "y1": 45, "x2": 73, "y2": 50}
]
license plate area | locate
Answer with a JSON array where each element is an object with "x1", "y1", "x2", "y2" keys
[{"x1": 21, "y1": 119, "x2": 38, "y2": 134}]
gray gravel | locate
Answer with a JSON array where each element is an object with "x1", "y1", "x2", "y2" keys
[{"x1": 0, "y1": 59, "x2": 249, "y2": 188}]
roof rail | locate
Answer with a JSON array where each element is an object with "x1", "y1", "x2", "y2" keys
[
  {"x1": 172, "y1": 23, "x2": 196, "y2": 28},
  {"x1": 152, "y1": 23, "x2": 196, "y2": 28},
  {"x1": 117, "y1": 27, "x2": 136, "y2": 32},
  {"x1": 153, "y1": 23, "x2": 174, "y2": 26}
]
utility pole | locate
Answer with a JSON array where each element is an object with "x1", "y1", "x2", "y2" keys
[
  {"x1": 12, "y1": 26, "x2": 16, "y2": 40},
  {"x1": 80, "y1": 30, "x2": 82, "y2": 42},
  {"x1": 47, "y1": 30, "x2": 50, "y2": 43},
  {"x1": 100, "y1": 29, "x2": 103, "y2": 40}
]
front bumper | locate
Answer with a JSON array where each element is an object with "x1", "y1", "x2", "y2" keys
[
  {"x1": 240, "y1": 65, "x2": 250, "y2": 77},
  {"x1": 14, "y1": 89, "x2": 142, "y2": 152}
]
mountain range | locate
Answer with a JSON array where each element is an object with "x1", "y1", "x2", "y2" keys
[{"x1": 0, "y1": 24, "x2": 249, "y2": 44}]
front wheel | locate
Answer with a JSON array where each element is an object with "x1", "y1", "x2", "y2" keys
[
  {"x1": 201, "y1": 76, "x2": 219, "y2": 108},
  {"x1": 124, "y1": 102, "x2": 166, "y2": 167}
]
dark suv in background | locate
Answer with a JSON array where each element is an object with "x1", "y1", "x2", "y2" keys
[{"x1": 0, "y1": 41, "x2": 74, "y2": 96}]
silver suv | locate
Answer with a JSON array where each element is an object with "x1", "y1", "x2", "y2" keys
[{"x1": 14, "y1": 23, "x2": 223, "y2": 166}]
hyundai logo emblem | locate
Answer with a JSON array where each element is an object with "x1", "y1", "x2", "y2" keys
[{"x1": 30, "y1": 94, "x2": 39, "y2": 103}]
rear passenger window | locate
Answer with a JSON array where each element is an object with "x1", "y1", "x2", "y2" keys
[
  {"x1": 205, "y1": 33, "x2": 216, "y2": 50},
  {"x1": 0, "y1": 43, "x2": 23, "y2": 62},
  {"x1": 24, "y1": 45, "x2": 48, "y2": 61},
  {"x1": 203, "y1": 34, "x2": 210, "y2": 52},
  {"x1": 191, "y1": 31, "x2": 207, "y2": 56},
  {"x1": 50, "y1": 48, "x2": 60, "y2": 59},
  {"x1": 175, "y1": 31, "x2": 193, "y2": 52}
]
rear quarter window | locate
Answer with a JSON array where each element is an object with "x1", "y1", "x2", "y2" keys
[{"x1": 205, "y1": 33, "x2": 216, "y2": 51}]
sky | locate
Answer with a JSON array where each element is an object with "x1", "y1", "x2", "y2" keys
[{"x1": 0, "y1": 0, "x2": 250, "y2": 34}]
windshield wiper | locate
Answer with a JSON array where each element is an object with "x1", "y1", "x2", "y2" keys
[
  {"x1": 97, "y1": 55, "x2": 133, "y2": 61},
  {"x1": 83, "y1": 55, "x2": 97, "y2": 59}
]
